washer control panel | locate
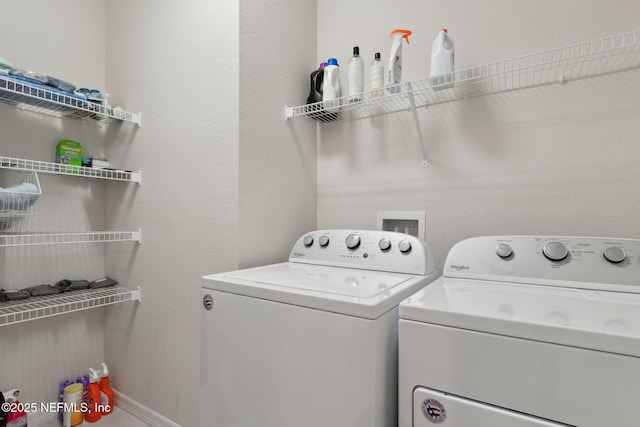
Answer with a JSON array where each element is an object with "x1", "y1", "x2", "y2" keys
[
  {"x1": 444, "y1": 235, "x2": 640, "y2": 293},
  {"x1": 290, "y1": 229, "x2": 435, "y2": 275}
]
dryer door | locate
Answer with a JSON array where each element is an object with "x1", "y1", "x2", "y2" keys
[{"x1": 413, "y1": 388, "x2": 570, "y2": 427}]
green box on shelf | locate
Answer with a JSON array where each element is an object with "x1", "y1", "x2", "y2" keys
[{"x1": 56, "y1": 139, "x2": 83, "y2": 173}]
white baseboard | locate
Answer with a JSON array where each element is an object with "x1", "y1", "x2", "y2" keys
[
  {"x1": 114, "y1": 389, "x2": 182, "y2": 427},
  {"x1": 27, "y1": 390, "x2": 181, "y2": 427}
]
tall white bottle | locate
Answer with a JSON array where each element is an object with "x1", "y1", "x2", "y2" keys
[
  {"x1": 430, "y1": 28, "x2": 454, "y2": 90},
  {"x1": 323, "y1": 57, "x2": 341, "y2": 111},
  {"x1": 370, "y1": 52, "x2": 384, "y2": 98},
  {"x1": 348, "y1": 46, "x2": 364, "y2": 103}
]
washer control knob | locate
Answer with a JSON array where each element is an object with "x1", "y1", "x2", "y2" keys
[
  {"x1": 398, "y1": 240, "x2": 412, "y2": 253},
  {"x1": 603, "y1": 246, "x2": 626, "y2": 263},
  {"x1": 303, "y1": 235, "x2": 314, "y2": 247},
  {"x1": 378, "y1": 238, "x2": 391, "y2": 251},
  {"x1": 495, "y1": 243, "x2": 513, "y2": 259},
  {"x1": 318, "y1": 235, "x2": 330, "y2": 247},
  {"x1": 345, "y1": 234, "x2": 361, "y2": 250},
  {"x1": 543, "y1": 241, "x2": 569, "y2": 261}
]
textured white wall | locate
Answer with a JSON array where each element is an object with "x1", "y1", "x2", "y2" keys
[
  {"x1": 103, "y1": 0, "x2": 317, "y2": 425},
  {"x1": 239, "y1": 1, "x2": 318, "y2": 268},
  {"x1": 103, "y1": 1, "x2": 240, "y2": 426},
  {"x1": 317, "y1": 0, "x2": 640, "y2": 269}
]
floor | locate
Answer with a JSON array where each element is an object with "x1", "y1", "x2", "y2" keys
[{"x1": 34, "y1": 406, "x2": 149, "y2": 427}]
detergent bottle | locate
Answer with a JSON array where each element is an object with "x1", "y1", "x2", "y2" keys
[
  {"x1": 430, "y1": 28, "x2": 454, "y2": 90},
  {"x1": 385, "y1": 29, "x2": 412, "y2": 93},
  {"x1": 321, "y1": 57, "x2": 341, "y2": 121},
  {"x1": 306, "y1": 62, "x2": 326, "y2": 120},
  {"x1": 322, "y1": 58, "x2": 341, "y2": 109},
  {"x1": 84, "y1": 369, "x2": 102, "y2": 422},
  {"x1": 99, "y1": 363, "x2": 115, "y2": 415},
  {"x1": 306, "y1": 62, "x2": 326, "y2": 105}
]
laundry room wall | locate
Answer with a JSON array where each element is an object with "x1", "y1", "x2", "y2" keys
[
  {"x1": 316, "y1": 0, "x2": 640, "y2": 268},
  {"x1": 238, "y1": 0, "x2": 318, "y2": 268},
  {"x1": 103, "y1": 0, "x2": 317, "y2": 426},
  {"x1": 101, "y1": 1, "x2": 236, "y2": 426}
]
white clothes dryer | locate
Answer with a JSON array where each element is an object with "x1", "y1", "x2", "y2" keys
[
  {"x1": 201, "y1": 229, "x2": 438, "y2": 427},
  {"x1": 399, "y1": 235, "x2": 640, "y2": 427}
]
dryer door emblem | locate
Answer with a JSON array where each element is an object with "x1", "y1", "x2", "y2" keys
[{"x1": 422, "y1": 398, "x2": 447, "y2": 423}]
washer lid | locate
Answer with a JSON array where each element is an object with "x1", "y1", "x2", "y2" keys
[
  {"x1": 400, "y1": 277, "x2": 640, "y2": 358},
  {"x1": 203, "y1": 262, "x2": 437, "y2": 319}
]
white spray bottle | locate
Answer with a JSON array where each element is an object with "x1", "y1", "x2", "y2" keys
[{"x1": 385, "y1": 29, "x2": 412, "y2": 94}]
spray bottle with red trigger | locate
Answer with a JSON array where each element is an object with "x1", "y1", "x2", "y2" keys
[
  {"x1": 99, "y1": 363, "x2": 114, "y2": 415},
  {"x1": 84, "y1": 369, "x2": 102, "y2": 422},
  {"x1": 385, "y1": 29, "x2": 412, "y2": 93}
]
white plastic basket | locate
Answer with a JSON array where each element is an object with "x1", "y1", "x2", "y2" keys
[{"x1": 0, "y1": 171, "x2": 41, "y2": 233}]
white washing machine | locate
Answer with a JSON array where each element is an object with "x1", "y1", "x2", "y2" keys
[
  {"x1": 399, "y1": 235, "x2": 640, "y2": 427},
  {"x1": 201, "y1": 229, "x2": 438, "y2": 427}
]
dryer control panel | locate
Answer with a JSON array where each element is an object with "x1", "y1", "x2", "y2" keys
[
  {"x1": 444, "y1": 235, "x2": 640, "y2": 293},
  {"x1": 289, "y1": 229, "x2": 435, "y2": 276}
]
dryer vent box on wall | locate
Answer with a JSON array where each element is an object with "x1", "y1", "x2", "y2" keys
[{"x1": 376, "y1": 211, "x2": 426, "y2": 241}]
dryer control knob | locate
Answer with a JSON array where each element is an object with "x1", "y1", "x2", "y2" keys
[
  {"x1": 603, "y1": 246, "x2": 626, "y2": 263},
  {"x1": 345, "y1": 234, "x2": 361, "y2": 249},
  {"x1": 378, "y1": 238, "x2": 391, "y2": 251},
  {"x1": 398, "y1": 240, "x2": 412, "y2": 253},
  {"x1": 318, "y1": 235, "x2": 330, "y2": 247},
  {"x1": 543, "y1": 241, "x2": 569, "y2": 261},
  {"x1": 495, "y1": 243, "x2": 513, "y2": 258},
  {"x1": 303, "y1": 235, "x2": 314, "y2": 247}
]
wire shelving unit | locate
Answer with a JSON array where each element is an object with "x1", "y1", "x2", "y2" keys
[
  {"x1": 285, "y1": 29, "x2": 640, "y2": 166},
  {"x1": 0, "y1": 68, "x2": 143, "y2": 326}
]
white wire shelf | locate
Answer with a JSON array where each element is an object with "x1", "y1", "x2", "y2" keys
[
  {"x1": 285, "y1": 29, "x2": 640, "y2": 165},
  {"x1": 0, "y1": 286, "x2": 141, "y2": 327},
  {"x1": 0, "y1": 230, "x2": 142, "y2": 247},
  {"x1": 0, "y1": 74, "x2": 141, "y2": 126},
  {"x1": 286, "y1": 29, "x2": 640, "y2": 122},
  {"x1": 0, "y1": 156, "x2": 142, "y2": 184}
]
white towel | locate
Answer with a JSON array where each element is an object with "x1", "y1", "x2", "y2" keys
[{"x1": 0, "y1": 182, "x2": 40, "y2": 210}]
